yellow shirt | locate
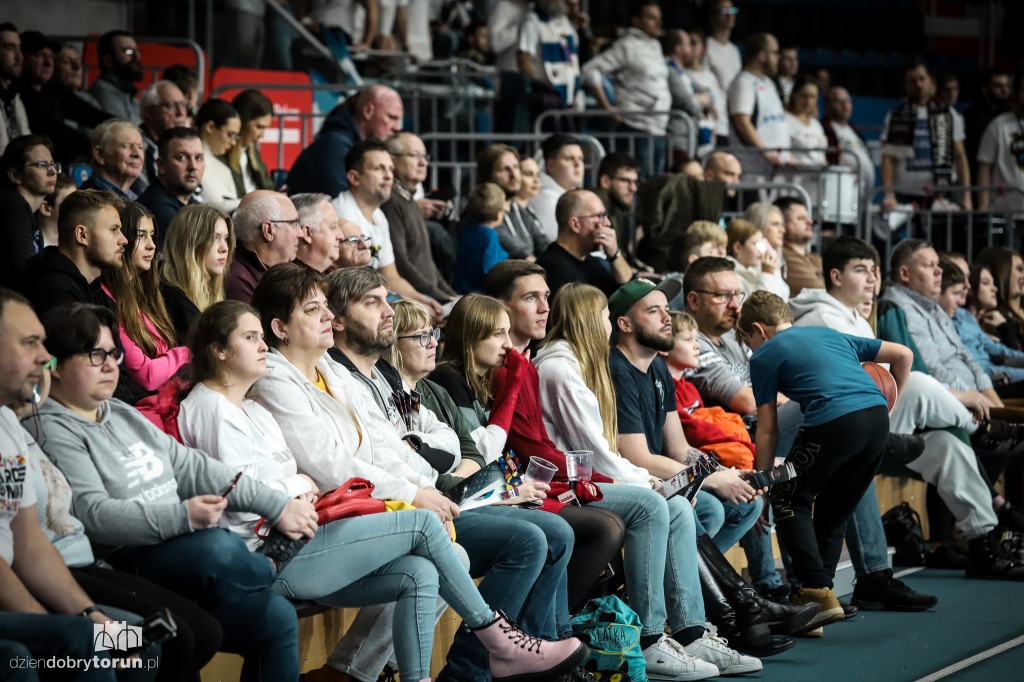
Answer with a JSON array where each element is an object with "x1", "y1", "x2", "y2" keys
[{"x1": 312, "y1": 369, "x2": 331, "y2": 395}]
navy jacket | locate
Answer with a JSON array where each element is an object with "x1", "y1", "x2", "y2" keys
[{"x1": 285, "y1": 105, "x2": 362, "y2": 197}]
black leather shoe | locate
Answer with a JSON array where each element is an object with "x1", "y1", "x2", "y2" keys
[
  {"x1": 883, "y1": 432, "x2": 927, "y2": 466},
  {"x1": 840, "y1": 600, "x2": 858, "y2": 618},
  {"x1": 851, "y1": 569, "x2": 938, "y2": 611}
]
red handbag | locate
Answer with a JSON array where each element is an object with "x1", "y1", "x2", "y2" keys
[{"x1": 314, "y1": 478, "x2": 387, "y2": 524}]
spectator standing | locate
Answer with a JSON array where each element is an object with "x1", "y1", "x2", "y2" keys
[
  {"x1": 529, "y1": 133, "x2": 585, "y2": 241},
  {"x1": 292, "y1": 192, "x2": 343, "y2": 275},
  {"x1": 19, "y1": 189, "x2": 126, "y2": 316},
  {"x1": 228, "y1": 89, "x2": 275, "y2": 195},
  {"x1": 964, "y1": 69, "x2": 1010, "y2": 174},
  {"x1": 728, "y1": 33, "x2": 789, "y2": 171},
  {"x1": 87, "y1": 30, "x2": 144, "y2": 125},
  {"x1": 225, "y1": 190, "x2": 300, "y2": 303},
  {"x1": 784, "y1": 76, "x2": 827, "y2": 167},
  {"x1": 138, "y1": 81, "x2": 189, "y2": 190},
  {"x1": 664, "y1": 28, "x2": 715, "y2": 161},
  {"x1": 81, "y1": 119, "x2": 144, "y2": 200},
  {"x1": 0, "y1": 135, "x2": 57, "y2": 286},
  {"x1": 686, "y1": 30, "x2": 729, "y2": 148},
  {"x1": 581, "y1": 1, "x2": 670, "y2": 174},
  {"x1": 774, "y1": 47, "x2": 798, "y2": 104},
  {"x1": 881, "y1": 62, "x2": 971, "y2": 210},
  {"x1": 487, "y1": 0, "x2": 530, "y2": 72},
  {"x1": 382, "y1": 132, "x2": 458, "y2": 302},
  {"x1": 333, "y1": 140, "x2": 445, "y2": 320},
  {"x1": 517, "y1": 0, "x2": 582, "y2": 110},
  {"x1": 477, "y1": 144, "x2": 550, "y2": 261},
  {"x1": 0, "y1": 24, "x2": 30, "y2": 154},
  {"x1": 977, "y1": 70, "x2": 1024, "y2": 214},
  {"x1": 196, "y1": 99, "x2": 242, "y2": 214},
  {"x1": 704, "y1": 0, "x2": 741, "y2": 94},
  {"x1": 215, "y1": 0, "x2": 266, "y2": 68},
  {"x1": 535, "y1": 189, "x2": 632, "y2": 298},
  {"x1": 822, "y1": 86, "x2": 875, "y2": 191},
  {"x1": 775, "y1": 196, "x2": 823, "y2": 297},
  {"x1": 287, "y1": 85, "x2": 403, "y2": 197},
  {"x1": 138, "y1": 127, "x2": 205, "y2": 241}
]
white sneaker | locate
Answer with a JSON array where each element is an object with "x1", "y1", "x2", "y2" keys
[
  {"x1": 683, "y1": 631, "x2": 762, "y2": 676},
  {"x1": 643, "y1": 635, "x2": 720, "y2": 681}
]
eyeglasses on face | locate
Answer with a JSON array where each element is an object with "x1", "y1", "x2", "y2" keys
[
  {"x1": 24, "y1": 161, "x2": 61, "y2": 173},
  {"x1": 575, "y1": 212, "x2": 609, "y2": 223},
  {"x1": 268, "y1": 219, "x2": 301, "y2": 230},
  {"x1": 77, "y1": 347, "x2": 124, "y2": 366},
  {"x1": 694, "y1": 290, "x2": 746, "y2": 304},
  {"x1": 342, "y1": 235, "x2": 373, "y2": 245},
  {"x1": 398, "y1": 328, "x2": 441, "y2": 347}
]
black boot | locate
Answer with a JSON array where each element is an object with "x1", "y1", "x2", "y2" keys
[
  {"x1": 697, "y1": 542, "x2": 795, "y2": 657},
  {"x1": 696, "y1": 534, "x2": 820, "y2": 637}
]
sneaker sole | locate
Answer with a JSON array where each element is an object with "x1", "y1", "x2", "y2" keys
[
  {"x1": 720, "y1": 660, "x2": 764, "y2": 675},
  {"x1": 796, "y1": 606, "x2": 845, "y2": 633},
  {"x1": 646, "y1": 668, "x2": 720, "y2": 682},
  {"x1": 850, "y1": 597, "x2": 937, "y2": 612},
  {"x1": 493, "y1": 642, "x2": 589, "y2": 682},
  {"x1": 795, "y1": 626, "x2": 823, "y2": 638}
]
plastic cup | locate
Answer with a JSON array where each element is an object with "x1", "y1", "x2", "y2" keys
[
  {"x1": 524, "y1": 457, "x2": 558, "y2": 485},
  {"x1": 565, "y1": 450, "x2": 593, "y2": 482}
]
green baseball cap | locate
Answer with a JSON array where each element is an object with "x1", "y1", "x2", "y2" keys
[{"x1": 608, "y1": 277, "x2": 683, "y2": 321}]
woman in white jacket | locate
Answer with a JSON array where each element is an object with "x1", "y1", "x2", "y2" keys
[
  {"x1": 195, "y1": 99, "x2": 242, "y2": 214},
  {"x1": 178, "y1": 299, "x2": 583, "y2": 682}
]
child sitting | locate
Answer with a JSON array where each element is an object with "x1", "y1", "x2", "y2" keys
[
  {"x1": 736, "y1": 290, "x2": 912, "y2": 633},
  {"x1": 454, "y1": 183, "x2": 509, "y2": 293}
]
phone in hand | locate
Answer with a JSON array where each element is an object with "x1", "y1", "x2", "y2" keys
[{"x1": 219, "y1": 471, "x2": 243, "y2": 498}]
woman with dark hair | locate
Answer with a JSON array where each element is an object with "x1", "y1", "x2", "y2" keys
[
  {"x1": 195, "y1": 98, "x2": 242, "y2": 213},
  {"x1": 950, "y1": 261, "x2": 1024, "y2": 389},
  {"x1": 32, "y1": 302, "x2": 317, "y2": 682},
  {"x1": 229, "y1": 89, "x2": 275, "y2": 194},
  {"x1": 101, "y1": 201, "x2": 189, "y2": 396},
  {"x1": 178, "y1": 298, "x2": 586, "y2": 682},
  {"x1": 975, "y1": 246, "x2": 1024, "y2": 350},
  {"x1": 0, "y1": 134, "x2": 59, "y2": 284}
]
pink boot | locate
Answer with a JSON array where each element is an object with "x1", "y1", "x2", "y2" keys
[{"x1": 471, "y1": 611, "x2": 588, "y2": 682}]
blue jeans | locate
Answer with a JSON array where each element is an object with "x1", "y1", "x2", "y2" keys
[
  {"x1": 740, "y1": 513, "x2": 785, "y2": 591},
  {"x1": 438, "y1": 505, "x2": 572, "y2": 682},
  {"x1": 844, "y1": 480, "x2": 891, "y2": 578},
  {"x1": 0, "y1": 612, "x2": 135, "y2": 682},
  {"x1": 693, "y1": 490, "x2": 763, "y2": 553},
  {"x1": 278, "y1": 509, "x2": 494, "y2": 680},
  {"x1": 108, "y1": 528, "x2": 298, "y2": 682}
]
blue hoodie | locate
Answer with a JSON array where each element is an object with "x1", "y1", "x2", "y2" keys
[{"x1": 286, "y1": 104, "x2": 362, "y2": 197}]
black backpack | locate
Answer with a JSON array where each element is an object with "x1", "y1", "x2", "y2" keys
[{"x1": 881, "y1": 502, "x2": 927, "y2": 566}]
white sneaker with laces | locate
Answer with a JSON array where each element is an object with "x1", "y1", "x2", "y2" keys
[
  {"x1": 683, "y1": 631, "x2": 762, "y2": 675},
  {"x1": 642, "y1": 635, "x2": 720, "y2": 681}
]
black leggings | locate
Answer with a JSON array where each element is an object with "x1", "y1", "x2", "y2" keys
[
  {"x1": 72, "y1": 564, "x2": 223, "y2": 681},
  {"x1": 558, "y1": 505, "x2": 626, "y2": 612},
  {"x1": 771, "y1": 405, "x2": 890, "y2": 589}
]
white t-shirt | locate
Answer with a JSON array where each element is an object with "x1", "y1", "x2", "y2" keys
[
  {"x1": 704, "y1": 37, "x2": 742, "y2": 94},
  {"x1": 881, "y1": 105, "x2": 966, "y2": 196},
  {"x1": 687, "y1": 66, "x2": 729, "y2": 136},
  {"x1": 312, "y1": 0, "x2": 363, "y2": 39},
  {"x1": 179, "y1": 383, "x2": 313, "y2": 549},
  {"x1": 0, "y1": 406, "x2": 37, "y2": 565},
  {"x1": 728, "y1": 70, "x2": 790, "y2": 150},
  {"x1": 785, "y1": 113, "x2": 828, "y2": 166},
  {"x1": 333, "y1": 190, "x2": 395, "y2": 269},
  {"x1": 977, "y1": 111, "x2": 1024, "y2": 212},
  {"x1": 489, "y1": 0, "x2": 530, "y2": 72},
  {"x1": 829, "y1": 121, "x2": 876, "y2": 189}
]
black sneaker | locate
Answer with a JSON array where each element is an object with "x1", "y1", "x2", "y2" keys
[
  {"x1": 850, "y1": 570, "x2": 938, "y2": 611},
  {"x1": 925, "y1": 543, "x2": 969, "y2": 569},
  {"x1": 966, "y1": 530, "x2": 1024, "y2": 581},
  {"x1": 839, "y1": 600, "x2": 859, "y2": 618},
  {"x1": 998, "y1": 502, "x2": 1024, "y2": 533}
]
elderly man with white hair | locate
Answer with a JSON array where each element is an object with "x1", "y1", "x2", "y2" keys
[
  {"x1": 80, "y1": 118, "x2": 145, "y2": 199},
  {"x1": 292, "y1": 192, "x2": 344, "y2": 274},
  {"x1": 138, "y1": 80, "x2": 189, "y2": 190},
  {"x1": 224, "y1": 189, "x2": 300, "y2": 304}
]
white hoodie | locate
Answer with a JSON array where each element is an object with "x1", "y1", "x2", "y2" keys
[
  {"x1": 533, "y1": 340, "x2": 654, "y2": 488},
  {"x1": 788, "y1": 287, "x2": 874, "y2": 338},
  {"x1": 249, "y1": 350, "x2": 437, "y2": 503}
]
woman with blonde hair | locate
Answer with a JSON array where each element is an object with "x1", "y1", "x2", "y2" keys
[
  {"x1": 744, "y1": 203, "x2": 787, "y2": 294},
  {"x1": 101, "y1": 201, "x2": 189, "y2": 397},
  {"x1": 161, "y1": 204, "x2": 235, "y2": 337},
  {"x1": 725, "y1": 219, "x2": 787, "y2": 299}
]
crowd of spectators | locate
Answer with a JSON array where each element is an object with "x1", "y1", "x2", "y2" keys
[{"x1": 2, "y1": 4, "x2": 1024, "y2": 682}]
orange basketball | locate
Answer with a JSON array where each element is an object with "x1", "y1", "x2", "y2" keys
[{"x1": 863, "y1": 362, "x2": 897, "y2": 414}]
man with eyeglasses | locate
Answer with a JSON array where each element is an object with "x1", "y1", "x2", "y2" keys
[
  {"x1": 381, "y1": 132, "x2": 459, "y2": 306},
  {"x1": 594, "y1": 152, "x2": 640, "y2": 260},
  {"x1": 337, "y1": 219, "x2": 373, "y2": 269},
  {"x1": 225, "y1": 190, "x2": 300, "y2": 304},
  {"x1": 88, "y1": 30, "x2": 144, "y2": 125},
  {"x1": 535, "y1": 189, "x2": 632, "y2": 299},
  {"x1": 138, "y1": 81, "x2": 189, "y2": 191}
]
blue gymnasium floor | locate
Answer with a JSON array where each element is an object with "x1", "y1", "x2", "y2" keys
[{"x1": 749, "y1": 568, "x2": 1024, "y2": 681}]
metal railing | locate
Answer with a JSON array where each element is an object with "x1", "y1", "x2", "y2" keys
[
  {"x1": 55, "y1": 35, "x2": 207, "y2": 102},
  {"x1": 720, "y1": 181, "x2": 820, "y2": 245},
  {"x1": 868, "y1": 185, "x2": 1024, "y2": 265},
  {"x1": 533, "y1": 109, "x2": 697, "y2": 177}
]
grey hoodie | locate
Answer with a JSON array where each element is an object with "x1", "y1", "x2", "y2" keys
[
  {"x1": 29, "y1": 398, "x2": 289, "y2": 548},
  {"x1": 788, "y1": 287, "x2": 874, "y2": 338}
]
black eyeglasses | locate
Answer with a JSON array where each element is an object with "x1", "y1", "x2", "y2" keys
[
  {"x1": 77, "y1": 347, "x2": 124, "y2": 367},
  {"x1": 398, "y1": 328, "x2": 441, "y2": 347},
  {"x1": 575, "y1": 212, "x2": 609, "y2": 223}
]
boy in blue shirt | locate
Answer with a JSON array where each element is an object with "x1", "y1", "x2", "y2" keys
[{"x1": 737, "y1": 290, "x2": 913, "y2": 633}]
